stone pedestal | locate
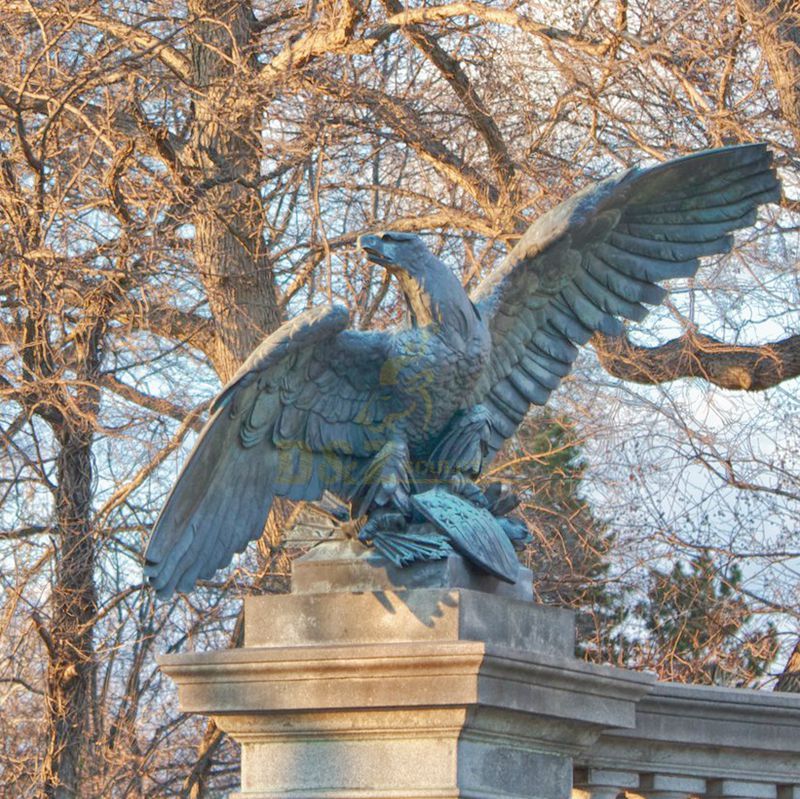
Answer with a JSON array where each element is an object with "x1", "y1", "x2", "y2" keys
[{"x1": 160, "y1": 542, "x2": 654, "y2": 799}]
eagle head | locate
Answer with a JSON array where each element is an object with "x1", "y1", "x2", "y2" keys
[
  {"x1": 357, "y1": 230, "x2": 470, "y2": 330},
  {"x1": 357, "y1": 231, "x2": 428, "y2": 276}
]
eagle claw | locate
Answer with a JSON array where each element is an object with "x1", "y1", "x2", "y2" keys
[
  {"x1": 358, "y1": 509, "x2": 408, "y2": 544},
  {"x1": 448, "y1": 473, "x2": 489, "y2": 509}
]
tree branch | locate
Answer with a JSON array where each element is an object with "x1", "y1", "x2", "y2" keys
[
  {"x1": 179, "y1": 722, "x2": 225, "y2": 799},
  {"x1": 336, "y1": 83, "x2": 502, "y2": 210},
  {"x1": 276, "y1": 211, "x2": 500, "y2": 308},
  {"x1": 594, "y1": 329, "x2": 800, "y2": 391},
  {"x1": 0, "y1": 676, "x2": 44, "y2": 696},
  {"x1": 258, "y1": 0, "x2": 362, "y2": 87},
  {"x1": 365, "y1": 2, "x2": 611, "y2": 56},
  {"x1": 379, "y1": 0, "x2": 517, "y2": 190},
  {"x1": 98, "y1": 374, "x2": 206, "y2": 429},
  {"x1": 120, "y1": 303, "x2": 216, "y2": 357},
  {"x1": 736, "y1": 0, "x2": 800, "y2": 147},
  {"x1": 0, "y1": 526, "x2": 49, "y2": 541},
  {"x1": 93, "y1": 398, "x2": 209, "y2": 525},
  {"x1": 73, "y1": 9, "x2": 192, "y2": 80}
]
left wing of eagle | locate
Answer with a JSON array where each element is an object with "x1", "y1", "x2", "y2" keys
[
  {"x1": 469, "y1": 143, "x2": 781, "y2": 457},
  {"x1": 144, "y1": 305, "x2": 395, "y2": 596}
]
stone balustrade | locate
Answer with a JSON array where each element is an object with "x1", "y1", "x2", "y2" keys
[
  {"x1": 160, "y1": 542, "x2": 800, "y2": 799},
  {"x1": 575, "y1": 680, "x2": 800, "y2": 799}
]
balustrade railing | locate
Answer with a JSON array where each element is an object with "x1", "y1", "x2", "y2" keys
[{"x1": 575, "y1": 681, "x2": 800, "y2": 799}]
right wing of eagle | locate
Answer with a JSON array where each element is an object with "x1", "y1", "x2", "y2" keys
[
  {"x1": 144, "y1": 305, "x2": 394, "y2": 596},
  {"x1": 469, "y1": 143, "x2": 781, "y2": 457}
]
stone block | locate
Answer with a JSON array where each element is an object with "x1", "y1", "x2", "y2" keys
[
  {"x1": 160, "y1": 540, "x2": 655, "y2": 799},
  {"x1": 244, "y1": 588, "x2": 575, "y2": 652},
  {"x1": 706, "y1": 781, "x2": 778, "y2": 799},
  {"x1": 639, "y1": 773, "x2": 707, "y2": 795},
  {"x1": 633, "y1": 773, "x2": 708, "y2": 799},
  {"x1": 574, "y1": 767, "x2": 640, "y2": 790},
  {"x1": 586, "y1": 681, "x2": 800, "y2": 784},
  {"x1": 161, "y1": 631, "x2": 653, "y2": 799},
  {"x1": 222, "y1": 708, "x2": 576, "y2": 799}
]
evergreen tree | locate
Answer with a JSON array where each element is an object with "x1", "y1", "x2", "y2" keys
[
  {"x1": 634, "y1": 553, "x2": 779, "y2": 686},
  {"x1": 499, "y1": 416, "x2": 779, "y2": 686},
  {"x1": 500, "y1": 414, "x2": 631, "y2": 663}
]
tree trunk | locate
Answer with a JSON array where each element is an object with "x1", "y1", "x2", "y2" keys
[
  {"x1": 39, "y1": 422, "x2": 98, "y2": 799},
  {"x1": 188, "y1": 0, "x2": 281, "y2": 380},
  {"x1": 775, "y1": 639, "x2": 800, "y2": 693},
  {"x1": 34, "y1": 298, "x2": 106, "y2": 797},
  {"x1": 177, "y1": 5, "x2": 283, "y2": 792}
]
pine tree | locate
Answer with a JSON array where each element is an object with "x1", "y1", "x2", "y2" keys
[
  {"x1": 634, "y1": 553, "x2": 779, "y2": 686},
  {"x1": 500, "y1": 413, "x2": 631, "y2": 663}
]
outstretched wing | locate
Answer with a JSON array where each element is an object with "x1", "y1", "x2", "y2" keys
[
  {"x1": 145, "y1": 305, "x2": 394, "y2": 596},
  {"x1": 469, "y1": 144, "x2": 781, "y2": 456}
]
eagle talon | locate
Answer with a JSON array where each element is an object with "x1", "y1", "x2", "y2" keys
[
  {"x1": 448, "y1": 473, "x2": 489, "y2": 509},
  {"x1": 358, "y1": 509, "x2": 408, "y2": 544}
]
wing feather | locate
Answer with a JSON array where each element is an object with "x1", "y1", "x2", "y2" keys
[
  {"x1": 594, "y1": 242, "x2": 703, "y2": 281},
  {"x1": 470, "y1": 144, "x2": 780, "y2": 458},
  {"x1": 508, "y1": 368, "x2": 551, "y2": 405},
  {"x1": 572, "y1": 268, "x2": 649, "y2": 321},
  {"x1": 583, "y1": 252, "x2": 668, "y2": 305}
]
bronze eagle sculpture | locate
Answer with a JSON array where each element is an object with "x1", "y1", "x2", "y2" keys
[{"x1": 145, "y1": 144, "x2": 781, "y2": 595}]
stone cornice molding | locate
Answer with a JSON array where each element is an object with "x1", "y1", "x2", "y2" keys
[{"x1": 160, "y1": 639, "x2": 654, "y2": 733}]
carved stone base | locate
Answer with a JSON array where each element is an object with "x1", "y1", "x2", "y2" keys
[{"x1": 159, "y1": 542, "x2": 654, "y2": 798}]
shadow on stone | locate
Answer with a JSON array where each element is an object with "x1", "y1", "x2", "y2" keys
[{"x1": 244, "y1": 540, "x2": 576, "y2": 651}]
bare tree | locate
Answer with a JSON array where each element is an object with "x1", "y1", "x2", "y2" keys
[{"x1": 0, "y1": 0, "x2": 798, "y2": 795}]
